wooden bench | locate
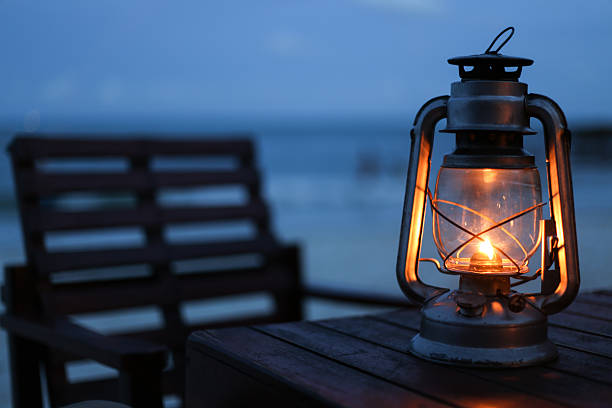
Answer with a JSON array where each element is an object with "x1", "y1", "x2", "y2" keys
[{"x1": 1, "y1": 135, "x2": 411, "y2": 408}]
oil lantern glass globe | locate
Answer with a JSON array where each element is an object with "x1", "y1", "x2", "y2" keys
[{"x1": 432, "y1": 165, "x2": 543, "y2": 274}]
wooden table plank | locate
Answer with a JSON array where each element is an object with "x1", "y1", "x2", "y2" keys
[
  {"x1": 319, "y1": 314, "x2": 612, "y2": 386},
  {"x1": 373, "y1": 305, "x2": 612, "y2": 360},
  {"x1": 545, "y1": 345, "x2": 612, "y2": 385},
  {"x1": 187, "y1": 326, "x2": 449, "y2": 408},
  {"x1": 549, "y1": 313, "x2": 612, "y2": 337},
  {"x1": 257, "y1": 321, "x2": 562, "y2": 408},
  {"x1": 374, "y1": 310, "x2": 612, "y2": 408},
  {"x1": 574, "y1": 292, "x2": 612, "y2": 308},
  {"x1": 187, "y1": 293, "x2": 612, "y2": 408},
  {"x1": 565, "y1": 301, "x2": 612, "y2": 322},
  {"x1": 549, "y1": 325, "x2": 612, "y2": 359}
]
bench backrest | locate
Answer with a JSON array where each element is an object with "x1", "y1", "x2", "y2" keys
[{"x1": 8, "y1": 135, "x2": 302, "y2": 405}]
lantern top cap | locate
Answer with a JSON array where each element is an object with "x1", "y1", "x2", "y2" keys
[{"x1": 448, "y1": 27, "x2": 534, "y2": 81}]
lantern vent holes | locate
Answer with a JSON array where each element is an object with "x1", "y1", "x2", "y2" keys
[{"x1": 448, "y1": 27, "x2": 534, "y2": 81}]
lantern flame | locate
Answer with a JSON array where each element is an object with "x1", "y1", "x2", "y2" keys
[{"x1": 479, "y1": 238, "x2": 495, "y2": 260}]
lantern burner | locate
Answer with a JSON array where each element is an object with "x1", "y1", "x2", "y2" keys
[
  {"x1": 469, "y1": 239, "x2": 503, "y2": 273},
  {"x1": 448, "y1": 27, "x2": 534, "y2": 81}
]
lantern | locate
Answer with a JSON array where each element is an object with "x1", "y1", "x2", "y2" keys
[{"x1": 397, "y1": 27, "x2": 580, "y2": 367}]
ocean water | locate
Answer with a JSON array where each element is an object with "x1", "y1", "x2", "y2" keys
[{"x1": 0, "y1": 118, "x2": 609, "y2": 406}]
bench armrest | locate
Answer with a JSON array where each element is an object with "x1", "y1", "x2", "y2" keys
[
  {"x1": 1, "y1": 314, "x2": 167, "y2": 372},
  {"x1": 303, "y1": 284, "x2": 417, "y2": 308}
]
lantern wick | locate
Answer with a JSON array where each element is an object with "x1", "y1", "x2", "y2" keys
[{"x1": 479, "y1": 239, "x2": 495, "y2": 260}]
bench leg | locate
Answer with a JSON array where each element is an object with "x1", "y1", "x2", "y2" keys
[
  {"x1": 8, "y1": 334, "x2": 43, "y2": 408},
  {"x1": 119, "y1": 369, "x2": 163, "y2": 408},
  {"x1": 274, "y1": 245, "x2": 304, "y2": 321}
]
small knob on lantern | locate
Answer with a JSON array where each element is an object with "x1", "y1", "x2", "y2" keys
[
  {"x1": 456, "y1": 292, "x2": 486, "y2": 317},
  {"x1": 508, "y1": 294, "x2": 527, "y2": 313}
]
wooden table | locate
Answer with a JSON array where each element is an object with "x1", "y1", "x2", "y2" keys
[{"x1": 186, "y1": 291, "x2": 612, "y2": 407}]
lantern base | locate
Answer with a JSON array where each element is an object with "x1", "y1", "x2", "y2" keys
[{"x1": 409, "y1": 291, "x2": 558, "y2": 367}]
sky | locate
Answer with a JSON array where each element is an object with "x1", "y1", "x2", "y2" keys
[{"x1": 1, "y1": 0, "x2": 611, "y2": 125}]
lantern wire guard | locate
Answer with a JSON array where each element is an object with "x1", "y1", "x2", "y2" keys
[{"x1": 419, "y1": 187, "x2": 547, "y2": 281}]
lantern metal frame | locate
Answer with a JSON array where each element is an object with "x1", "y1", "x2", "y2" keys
[{"x1": 396, "y1": 28, "x2": 580, "y2": 367}]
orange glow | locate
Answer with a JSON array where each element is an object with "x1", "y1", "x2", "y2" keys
[
  {"x1": 482, "y1": 168, "x2": 496, "y2": 183},
  {"x1": 490, "y1": 301, "x2": 504, "y2": 314},
  {"x1": 479, "y1": 238, "x2": 495, "y2": 260}
]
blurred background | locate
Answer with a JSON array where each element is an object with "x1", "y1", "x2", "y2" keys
[{"x1": 0, "y1": 1, "x2": 611, "y2": 404}]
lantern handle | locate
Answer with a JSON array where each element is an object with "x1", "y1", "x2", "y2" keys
[
  {"x1": 396, "y1": 95, "x2": 450, "y2": 304},
  {"x1": 485, "y1": 26, "x2": 515, "y2": 54},
  {"x1": 526, "y1": 94, "x2": 580, "y2": 315}
]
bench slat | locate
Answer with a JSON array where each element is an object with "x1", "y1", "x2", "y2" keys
[
  {"x1": 58, "y1": 313, "x2": 291, "y2": 363},
  {"x1": 0, "y1": 315, "x2": 167, "y2": 371},
  {"x1": 29, "y1": 201, "x2": 268, "y2": 231},
  {"x1": 17, "y1": 169, "x2": 259, "y2": 195},
  {"x1": 35, "y1": 236, "x2": 278, "y2": 274},
  {"x1": 48, "y1": 266, "x2": 289, "y2": 314},
  {"x1": 10, "y1": 136, "x2": 254, "y2": 159}
]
